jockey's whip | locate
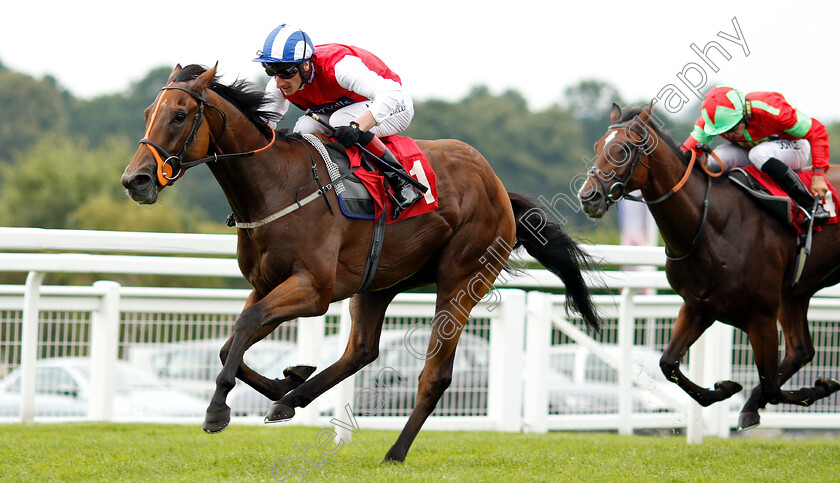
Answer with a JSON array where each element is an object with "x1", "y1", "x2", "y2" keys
[
  {"x1": 304, "y1": 110, "x2": 427, "y2": 192},
  {"x1": 789, "y1": 196, "x2": 821, "y2": 292}
]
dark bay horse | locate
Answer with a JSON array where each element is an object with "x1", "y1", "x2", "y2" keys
[
  {"x1": 579, "y1": 104, "x2": 840, "y2": 430},
  {"x1": 121, "y1": 64, "x2": 600, "y2": 462}
]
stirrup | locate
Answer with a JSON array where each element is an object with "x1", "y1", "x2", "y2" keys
[{"x1": 811, "y1": 203, "x2": 831, "y2": 224}]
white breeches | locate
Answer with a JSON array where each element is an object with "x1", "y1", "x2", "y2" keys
[
  {"x1": 710, "y1": 139, "x2": 812, "y2": 172},
  {"x1": 293, "y1": 99, "x2": 415, "y2": 137}
]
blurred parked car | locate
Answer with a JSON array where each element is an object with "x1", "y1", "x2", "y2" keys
[
  {"x1": 228, "y1": 329, "x2": 668, "y2": 418},
  {"x1": 0, "y1": 357, "x2": 207, "y2": 419},
  {"x1": 128, "y1": 338, "x2": 296, "y2": 400},
  {"x1": 549, "y1": 344, "x2": 745, "y2": 413},
  {"x1": 229, "y1": 328, "x2": 491, "y2": 417}
]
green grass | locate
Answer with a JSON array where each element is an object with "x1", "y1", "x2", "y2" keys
[{"x1": 1, "y1": 423, "x2": 839, "y2": 482}]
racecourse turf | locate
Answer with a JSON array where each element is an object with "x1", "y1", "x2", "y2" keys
[{"x1": 1, "y1": 423, "x2": 838, "y2": 482}]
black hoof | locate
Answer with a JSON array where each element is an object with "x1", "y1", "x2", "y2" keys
[
  {"x1": 714, "y1": 380, "x2": 743, "y2": 399},
  {"x1": 382, "y1": 453, "x2": 405, "y2": 464},
  {"x1": 737, "y1": 411, "x2": 760, "y2": 431},
  {"x1": 265, "y1": 402, "x2": 295, "y2": 423},
  {"x1": 203, "y1": 407, "x2": 231, "y2": 434},
  {"x1": 816, "y1": 377, "x2": 840, "y2": 394},
  {"x1": 283, "y1": 364, "x2": 317, "y2": 382}
]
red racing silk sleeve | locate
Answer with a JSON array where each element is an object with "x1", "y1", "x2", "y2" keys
[
  {"x1": 749, "y1": 92, "x2": 830, "y2": 173},
  {"x1": 680, "y1": 116, "x2": 713, "y2": 153}
]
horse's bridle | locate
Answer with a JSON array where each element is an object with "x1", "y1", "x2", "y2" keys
[
  {"x1": 139, "y1": 84, "x2": 275, "y2": 186},
  {"x1": 586, "y1": 123, "x2": 654, "y2": 204},
  {"x1": 586, "y1": 118, "x2": 724, "y2": 261}
]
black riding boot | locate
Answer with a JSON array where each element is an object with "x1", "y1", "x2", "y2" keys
[
  {"x1": 355, "y1": 132, "x2": 423, "y2": 219},
  {"x1": 761, "y1": 157, "x2": 830, "y2": 224},
  {"x1": 378, "y1": 148, "x2": 423, "y2": 219}
]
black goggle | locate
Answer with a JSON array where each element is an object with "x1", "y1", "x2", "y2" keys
[{"x1": 263, "y1": 63, "x2": 299, "y2": 79}]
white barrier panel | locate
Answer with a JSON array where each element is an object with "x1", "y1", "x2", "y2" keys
[{"x1": 0, "y1": 228, "x2": 838, "y2": 438}]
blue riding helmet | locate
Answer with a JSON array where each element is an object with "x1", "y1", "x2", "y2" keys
[{"x1": 253, "y1": 24, "x2": 314, "y2": 64}]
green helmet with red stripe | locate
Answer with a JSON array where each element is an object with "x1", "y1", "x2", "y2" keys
[{"x1": 701, "y1": 86, "x2": 746, "y2": 135}]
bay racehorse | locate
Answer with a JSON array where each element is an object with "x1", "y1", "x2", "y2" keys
[
  {"x1": 121, "y1": 64, "x2": 600, "y2": 462},
  {"x1": 579, "y1": 104, "x2": 840, "y2": 430}
]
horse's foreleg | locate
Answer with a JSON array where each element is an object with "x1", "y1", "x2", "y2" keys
[
  {"x1": 218, "y1": 323, "x2": 316, "y2": 402},
  {"x1": 660, "y1": 304, "x2": 743, "y2": 407},
  {"x1": 203, "y1": 274, "x2": 330, "y2": 434},
  {"x1": 265, "y1": 290, "x2": 397, "y2": 422}
]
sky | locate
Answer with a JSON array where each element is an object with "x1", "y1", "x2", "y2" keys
[{"x1": 2, "y1": 0, "x2": 839, "y2": 122}]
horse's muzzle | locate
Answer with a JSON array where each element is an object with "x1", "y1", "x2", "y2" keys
[
  {"x1": 578, "y1": 179, "x2": 609, "y2": 219},
  {"x1": 121, "y1": 172, "x2": 159, "y2": 204}
]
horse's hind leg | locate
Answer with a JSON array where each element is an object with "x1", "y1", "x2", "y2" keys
[
  {"x1": 660, "y1": 304, "x2": 743, "y2": 406},
  {"x1": 382, "y1": 297, "x2": 468, "y2": 463},
  {"x1": 739, "y1": 299, "x2": 815, "y2": 429},
  {"x1": 742, "y1": 305, "x2": 840, "y2": 429}
]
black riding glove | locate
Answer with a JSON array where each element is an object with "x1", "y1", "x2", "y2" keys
[
  {"x1": 333, "y1": 122, "x2": 362, "y2": 148},
  {"x1": 695, "y1": 143, "x2": 712, "y2": 154}
]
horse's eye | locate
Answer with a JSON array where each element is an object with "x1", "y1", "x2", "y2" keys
[{"x1": 173, "y1": 111, "x2": 188, "y2": 123}]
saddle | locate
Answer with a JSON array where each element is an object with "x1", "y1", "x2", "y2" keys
[
  {"x1": 728, "y1": 166, "x2": 839, "y2": 235},
  {"x1": 318, "y1": 135, "x2": 438, "y2": 224}
]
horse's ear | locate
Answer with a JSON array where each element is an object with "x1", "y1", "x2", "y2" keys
[
  {"x1": 194, "y1": 62, "x2": 218, "y2": 91},
  {"x1": 609, "y1": 103, "x2": 621, "y2": 123},
  {"x1": 637, "y1": 103, "x2": 654, "y2": 124},
  {"x1": 167, "y1": 64, "x2": 183, "y2": 83}
]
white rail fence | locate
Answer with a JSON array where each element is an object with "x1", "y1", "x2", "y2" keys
[{"x1": 1, "y1": 227, "x2": 839, "y2": 443}]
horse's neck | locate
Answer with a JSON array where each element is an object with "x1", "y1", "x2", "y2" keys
[
  {"x1": 644, "y1": 146, "x2": 710, "y2": 250},
  {"x1": 208, "y1": 102, "x2": 305, "y2": 224}
]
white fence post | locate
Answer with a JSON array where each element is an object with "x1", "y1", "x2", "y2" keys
[
  {"x1": 488, "y1": 289, "x2": 525, "y2": 432},
  {"x1": 686, "y1": 331, "x2": 707, "y2": 444},
  {"x1": 703, "y1": 323, "x2": 734, "y2": 438},
  {"x1": 333, "y1": 300, "x2": 354, "y2": 444},
  {"x1": 617, "y1": 288, "x2": 635, "y2": 436},
  {"x1": 20, "y1": 271, "x2": 45, "y2": 423},
  {"x1": 89, "y1": 281, "x2": 121, "y2": 420},
  {"x1": 523, "y1": 291, "x2": 551, "y2": 433},
  {"x1": 295, "y1": 314, "x2": 325, "y2": 425}
]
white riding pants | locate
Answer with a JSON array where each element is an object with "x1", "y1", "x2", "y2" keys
[
  {"x1": 710, "y1": 139, "x2": 812, "y2": 172},
  {"x1": 293, "y1": 99, "x2": 415, "y2": 138}
]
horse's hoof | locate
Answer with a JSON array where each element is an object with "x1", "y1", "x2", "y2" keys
[
  {"x1": 284, "y1": 364, "x2": 317, "y2": 382},
  {"x1": 203, "y1": 407, "x2": 231, "y2": 434},
  {"x1": 816, "y1": 377, "x2": 840, "y2": 394},
  {"x1": 737, "y1": 411, "x2": 760, "y2": 431},
  {"x1": 265, "y1": 402, "x2": 295, "y2": 423},
  {"x1": 714, "y1": 380, "x2": 743, "y2": 399},
  {"x1": 382, "y1": 451, "x2": 406, "y2": 464}
]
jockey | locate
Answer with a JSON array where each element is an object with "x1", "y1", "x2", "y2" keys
[
  {"x1": 681, "y1": 86, "x2": 831, "y2": 224},
  {"x1": 254, "y1": 24, "x2": 422, "y2": 218}
]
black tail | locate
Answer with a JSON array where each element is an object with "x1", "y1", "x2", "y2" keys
[{"x1": 508, "y1": 192, "x2": 601, "y2": 331}]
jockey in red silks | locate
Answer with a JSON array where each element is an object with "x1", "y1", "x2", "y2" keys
[
  {"x1": 254, "y1": 24, "x2": 422, "y2": 217},
  {"x1": 681, "y1": 86, "x2": 831, "y2": 223}
]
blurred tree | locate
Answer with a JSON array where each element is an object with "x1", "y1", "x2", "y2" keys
[
  {"x1": 564, "y1": 79, "x2": 624, "y2": 149},
  {"x1": 0, "y1": 71, "x2": 68, "y2": 162},
  {"x1": 67, "y1": 66, "x2": 173, "y2": 147},
  {"x1": 406, "y1": 86, "x2": 588, "y2": 199}
]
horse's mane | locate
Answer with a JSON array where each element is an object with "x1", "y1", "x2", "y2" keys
[
  {"x1": 617, "y1": 106, "x2": 685, "y2": 160},
  {"x1": 174, "y1": 64, "x2": 280, "y2": 138}
]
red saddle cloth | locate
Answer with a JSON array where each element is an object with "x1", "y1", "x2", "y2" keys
[
  {"x1": 744, "y1": 166, "x2": 840, "y2": 234},
  {"x1": 339, "y1": 135, "x2": 439, "y2": 224}
]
